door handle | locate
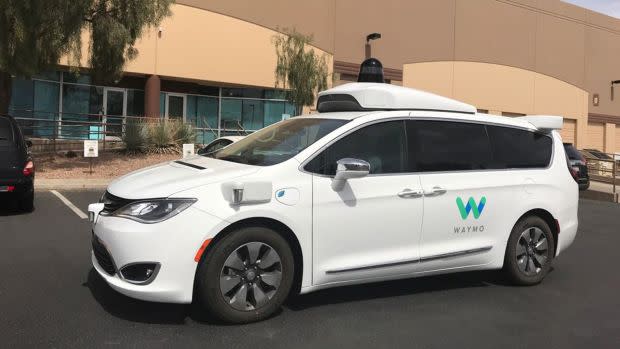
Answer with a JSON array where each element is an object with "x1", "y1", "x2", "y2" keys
[
  {"x1": 424, "y1": 186, "x2": 447, "y2": 197},
  {"x1": 397, "y1": 189, "x2": 424, "y2": 198}
]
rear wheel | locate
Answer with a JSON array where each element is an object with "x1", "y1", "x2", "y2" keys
[
  {"x1": 504, "y1": 216, "x2": 555, "y2": 285},
  {"x1": 196, "y1": 226, "x2": 294, "y2": 323}
]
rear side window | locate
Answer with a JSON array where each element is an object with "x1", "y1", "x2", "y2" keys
[
  {"x1": 487, "y1": 126, "x2": 552, "y2": 168},
  {"x1": 563, "y1": 144, "x2": 582, "y2": 160},
  {"x1": 0, "y1": 118, "x2": 15, "y2": 143},
  {"x1": 305, "y1": 120, "x2": 407, "y2": 175},
  {"x1": 407, "y1": 121, "x2": 492, "y2": 172}
]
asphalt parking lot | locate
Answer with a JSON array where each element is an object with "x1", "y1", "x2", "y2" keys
[{"x1": 0, "y1": 190, "x2": 619, "y2": 348}]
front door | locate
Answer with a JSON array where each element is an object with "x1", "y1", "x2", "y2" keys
[
  {"x1": 103, "y1": 88, "x2": 126, "y2": 140},
  {"x1": 307, "y1": 120, "x2": 424, "y2": 285}
]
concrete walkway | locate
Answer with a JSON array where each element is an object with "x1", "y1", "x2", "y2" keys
[{"x1": 35, "y1": 178, "x2": 111, "y2": 190}]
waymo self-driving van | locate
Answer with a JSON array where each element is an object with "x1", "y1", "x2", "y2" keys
[{"x1": 89, "y1": 82, "x2": 578, "y2": 323}]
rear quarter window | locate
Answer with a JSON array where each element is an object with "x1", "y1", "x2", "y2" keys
[
  {"x1": 486, "y1": 126, "x2": 552, "y2": 168},
  {"x1": 0, "y1": 118, "x2": 15, "y2": 144},
  {"x1": 563, "y1": 144, "x2": 582, "y2": 160}
]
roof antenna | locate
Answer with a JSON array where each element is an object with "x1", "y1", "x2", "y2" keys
[{"x1": 357, "y1": 58, "x2": 385, "y2": 83}]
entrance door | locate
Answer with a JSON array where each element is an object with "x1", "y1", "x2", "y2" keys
[
  {"x1": 166, "y1": 94, "x2": 186, "y2": 121},
  {"x1": 103, "y1": 88, "x2": 126, "y2": 140},
  {"x1": 308, "y1": 120, "x2": 424, "y2": 285}
]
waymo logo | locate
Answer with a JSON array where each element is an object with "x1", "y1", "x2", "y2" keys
[{"x1": 456, "y1": 197, "x2": 486, "y2": 219}]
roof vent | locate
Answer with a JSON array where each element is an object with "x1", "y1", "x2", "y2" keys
[{"x1": 317, "y1": 83, "x2": 477, "y2": 114}]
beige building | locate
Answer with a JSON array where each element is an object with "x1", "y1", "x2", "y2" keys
[{"x1": 9, "y1": 0, "x2": 620, "y2": 152}]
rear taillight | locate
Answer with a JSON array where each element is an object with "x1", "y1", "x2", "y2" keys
[
  {"x1": 23, "y1": 161, "x2": 34, "y2": 176},
  {"x1": 566, "y1": 157, "x2": 578, "y2": 182}
]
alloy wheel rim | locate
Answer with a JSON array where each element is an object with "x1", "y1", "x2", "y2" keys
[
  {"x1": 516, "y1": 227, "x2": 548, "y2": 276},
  {"x1": 219, "y1": 242, "x2": 282, "y2": 311}
]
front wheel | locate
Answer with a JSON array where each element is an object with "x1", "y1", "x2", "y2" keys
[
  {"x1": 196, "y1": 226, "x2": 295, "y2": 324},
  {"x1": 503, "y1": 216, "x2": 555, "y2": 285}
]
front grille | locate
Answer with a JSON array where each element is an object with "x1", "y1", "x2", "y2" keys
[
  {"x1": 101, "y1": 191, "x2": 133, "y2": 214},
  {"x1": 92, "y1": 236, "x2": 116, "y2": 275}
]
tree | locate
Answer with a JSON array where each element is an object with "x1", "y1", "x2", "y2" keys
[
  {"x1": 0, "y1": 0, "x2": 174, "y2": 114},
  {"x1": 273, "y1": 28, "x2": 329, "y2": 114}
]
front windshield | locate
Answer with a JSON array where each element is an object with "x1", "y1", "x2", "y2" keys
[{"x1": 208, "y1": 118, "x2": 347, "y2": 166}]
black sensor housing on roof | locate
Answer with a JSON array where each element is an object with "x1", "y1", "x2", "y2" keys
[{"x1": 357, "y1": 58, "x2": 385, "y2": 83}]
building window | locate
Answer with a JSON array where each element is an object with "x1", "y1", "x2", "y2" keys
[{"x1": 9, "y1": 70, "x2": 298, "y2": 142}]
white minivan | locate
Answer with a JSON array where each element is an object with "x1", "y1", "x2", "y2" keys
[{"x1": 89, "y1": 83, "x2": 578, "y2": 323}]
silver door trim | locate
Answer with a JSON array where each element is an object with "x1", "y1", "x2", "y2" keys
[{"x1": 325, "y1": 246, "x2": 493, "y2": 274}]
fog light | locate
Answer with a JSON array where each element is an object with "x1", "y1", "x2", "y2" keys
[{"x1": 120, "y1": 263, "x2": 160, "y2": 284}]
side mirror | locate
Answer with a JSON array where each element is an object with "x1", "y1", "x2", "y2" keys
[
  {"x1": 26, "y1": 140, "x2": 33, "y2": 148},
  {"x1": 332, "y1": 158, "x2": 370, "y2": 190}
]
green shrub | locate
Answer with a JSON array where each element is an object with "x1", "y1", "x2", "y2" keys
[
  {"x1": 123, "y1": 118, "x2": 146, "y2": 152},
  {"x1": 173, "y1": 120, "x2": 196, "y2": 145}
]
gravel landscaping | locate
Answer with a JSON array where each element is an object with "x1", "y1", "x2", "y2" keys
[{"x1": 34, "y1": 152, "x2": 182, "y2": 179}]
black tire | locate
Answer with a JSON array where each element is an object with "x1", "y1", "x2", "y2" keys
[
  {"x1": 196, "y1": 226, "x2": 295, "y2": 324},
  {"x1": 504, "y1": 216, "x2": 555, "y2": 285},
  {"x1": 19, "y1": 190, "x2": 34, "y2": 212}
]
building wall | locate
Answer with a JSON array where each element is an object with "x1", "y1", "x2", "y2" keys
[
  {"x1": 403, "y1": 61, "x2": 589, "y2": 147},
  {"x1": 44, "y1": 0, "x2": 620, "y2": 152},
  {"x1": 61, "y1": 4, "x2": 333, "y2": 90}
]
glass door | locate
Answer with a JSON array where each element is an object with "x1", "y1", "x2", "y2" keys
[
  {"x1": 103, "y1": 88, "x2": 126, "y2": 140},
  {"x1": 166, "y1": 93, "x2": 186, "y2": 121}
]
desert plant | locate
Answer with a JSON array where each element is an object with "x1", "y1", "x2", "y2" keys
[
  {"x1": 273, "y1": 28, "x2": 329, "y2": 114},
  {"x1": 123, "y1": 117, "x2": 146, "y2": 153},
  {"x1": 173, "y1": 120, "x2": 196, "y2": 145},
  {"x1": 145, "y1": 120, "x2": 174, "y2": 154}
]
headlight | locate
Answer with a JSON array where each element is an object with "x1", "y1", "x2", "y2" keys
[{"x1": 113, "y1": 198, "x2": 197, "y2": 224}]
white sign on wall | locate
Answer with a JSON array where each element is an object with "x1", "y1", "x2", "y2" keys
[
  {"x1": 83, "y1": 140, "x2": 99, "y2": 158},
  {"x1": 183, "y1": 144, "x2": 195, "y2": 158},
  {"x1": 281, "y1": 114, "x2": 291, "y2": 120}
]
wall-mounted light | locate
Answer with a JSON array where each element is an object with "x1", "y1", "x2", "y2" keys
[
  {"x1": 593, "y1": 93, "x2": 599, "y2": 106},
  {"x1": 611, "y1": 80, "x2": 620, "y2": 100}
]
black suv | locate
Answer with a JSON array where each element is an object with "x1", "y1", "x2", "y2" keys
[
  {"x1": 563, "y1": 143, "x2": 589, "y2": 191},
  {"x1": 0, "y1": 116, "x2": 34, "y2": 211}
]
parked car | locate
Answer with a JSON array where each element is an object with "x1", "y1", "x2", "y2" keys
[
  {"x1": 582, "y1": 148, "x2": 613, "y2": 161},
  {"x1": 581, "y1": 148, "x2": 615, "y2": 177},
  {"x1": 564, "y1": 143, "x2": 589, "y2": 190},
  {"x1": 88, "y1": 83, "x2": 578, "y2": 324},
  {"x1": 0, "y1": 115, "x2": 34, "y2": 211},
  {"x1": 197, "y1": 136, "x2": 245, "y2": 155}
]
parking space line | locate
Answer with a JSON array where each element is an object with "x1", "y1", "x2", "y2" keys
[{"x1": 50, "y1": 190, "x2": 88, "y2": 219}]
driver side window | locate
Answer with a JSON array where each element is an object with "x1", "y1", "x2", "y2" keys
[{"x1": 305, "y1": 120, "x2": 407, "y2": 176}]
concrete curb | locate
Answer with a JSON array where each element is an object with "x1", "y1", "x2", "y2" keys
[{"x1": 35, "y1": 178, "x2": 111, "y2": 191}]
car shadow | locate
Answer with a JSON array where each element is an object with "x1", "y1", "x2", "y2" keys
[
  {"x1": 286, "y1": 270, "x2": 509, "y2": 311},
  {"x1": 84, "y1": 268, "x2": 511, "y2": 325},
  {"x1": 0, "y1": 199, "x2": 32, "y2": 216}
]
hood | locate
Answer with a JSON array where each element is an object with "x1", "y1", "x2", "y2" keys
[{"x1": 107, "y1": 155, "x2": 260, "y2": 199}]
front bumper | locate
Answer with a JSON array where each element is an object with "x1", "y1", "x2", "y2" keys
[{"x1": 90, "y1": 206, "x2": 225, "y2": 303}]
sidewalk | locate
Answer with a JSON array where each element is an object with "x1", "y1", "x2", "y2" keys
[
  {"x1": 35, "y1": 178, "x2": 111, "y2": 190},
  {"x1": 581, "y1": 181, "x2": 619, "y2": 203}
]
